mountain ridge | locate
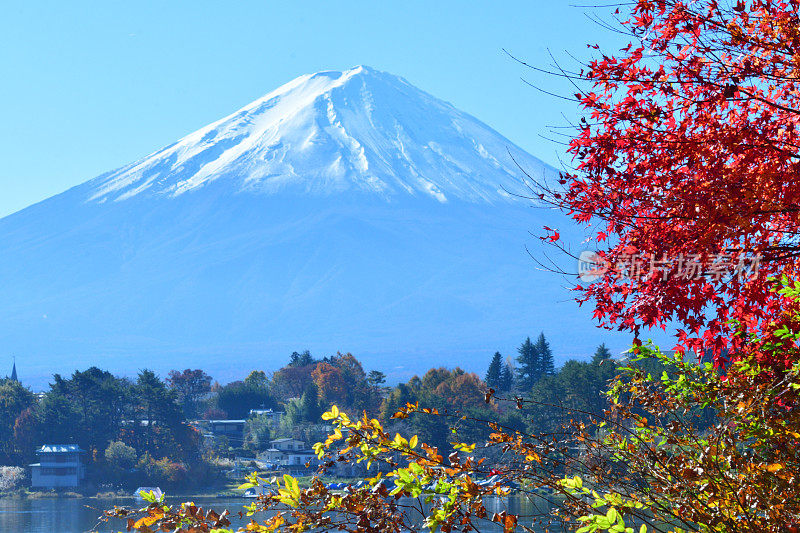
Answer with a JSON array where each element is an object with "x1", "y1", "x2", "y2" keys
[
  {"x1": 0, "y1": 67, "x2": 643, "y2": 389},
  {"x1": 82, "y1": 65, "x2": 553, "y2": 205}
]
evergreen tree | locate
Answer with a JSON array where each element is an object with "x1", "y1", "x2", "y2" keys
[
  {"x1": 289, "y1": 350, "x2": 315, "y2": 367},
  {"x1": 485, "y1": 352, "x2": 503, "y2": 389},
  {"x1": 367, "y1": 370, "x2": 386, "y2": 388},
  {"x1": 498, "y1": 363, "x2": 514, "y2": 393},
  {"x1": 515, "y1": 337, "x2": 540, "y2": 391},
  {"x1": 299, "y1": 382, "x2": 323, "y2": 421},
  {"x1": 527, "y1": 357, "x2": 619, "y2": 435},
  {"x1": 244, "y1": 415, "x2": 272, "y2": 451},
  {"x1": 45, "y1": 368, "x2": 130, "y2": 459},
  {"x1": 535, "y1": 333, "x2": 555, "y2": 377},
  {"x1": 592, "y1": 343, "x2": 613, "y2": 364},
  {"x1": 134, "y1": 369, "x2": 183, "y2": 455},
  {"x1": 216, "y1": 380, "x2": 274, "y2": 419}
]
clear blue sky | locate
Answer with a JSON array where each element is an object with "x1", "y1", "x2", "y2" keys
[{"x1": 0, "y1": 1, "x2": 620, "y2": 218}]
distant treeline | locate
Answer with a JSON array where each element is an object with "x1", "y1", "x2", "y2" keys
[{"x1": 0, "y1": 334, "x2": 620, "y2": 490}]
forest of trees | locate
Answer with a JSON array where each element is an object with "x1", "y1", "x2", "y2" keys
[
  {"x1": 95, "y1": 2, "x2": 800, "y2": 529},
  {"x1": 0, "y1": 333, "x2": 619, "y2": 492}
]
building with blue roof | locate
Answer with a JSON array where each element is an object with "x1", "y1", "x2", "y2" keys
[{"x1": 30, "y1": 445, "x2": 86, "y2": 489}]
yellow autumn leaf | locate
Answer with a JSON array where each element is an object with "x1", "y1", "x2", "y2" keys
[
  {"x1": 526, "y1": 452, "x2": 541, "y2": 463},
  {"x1": 133, "y1": 512, "x2": 161, "y2": 529}
]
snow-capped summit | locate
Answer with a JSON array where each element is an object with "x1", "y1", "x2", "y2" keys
[
  {"x1": 88, "y1": 66, "x2": 548, "y2": 204},
  {"x1": 0, "y1": 66, "x2": 638, "y2": 389}
]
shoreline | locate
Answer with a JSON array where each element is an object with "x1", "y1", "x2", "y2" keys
[
  {"x1": 0, "y1": 475, "x2": 354, "y2": 501},
  {"x1": 0, "y1": 489, "x2": 240, "y2": 501}
]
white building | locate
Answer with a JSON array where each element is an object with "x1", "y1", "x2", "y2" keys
[
  {"x1": 257, "y1": 448, "x2": 285, "y2": 465},
  {"x1": 248, "y1": 409, "x2": 284, "y2": 424},
  {"x1": 257, "y1": 438, "x2": 321, "y2": 469},
  {"x1": 30, "y1": 445, "x2": 85, "y2": 489},
  {"x1": 270, "y1": 438, "x2": 306, "y2": 451},
  {"x1": 283, "y1": 449, "x2": 319, "y2": 467}
]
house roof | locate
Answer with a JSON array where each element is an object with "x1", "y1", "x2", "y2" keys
[
  {"x1": 206, "y1": 419, "x2": 246, "y2": 424},
  {"x1": 37, "y1": 444, "x2": 84, "y2": 453},
  {"x1": 271, "y1": 437, "x2": 303, "y2": 443}
]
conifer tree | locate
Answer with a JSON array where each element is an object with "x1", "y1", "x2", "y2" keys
[
  {"x1": 592, "y1": 343, "x2": 612, "y2": 365},
  {"x1": 300, "y1": 382, "x2": 322, "y2": 422},
  {"x1": 498, "y1": 363, "x2": 514, "y2": 393},
  {"x1": 290, "y1": 350, "x2": 315, "y2": 367},
  {"x1": 485, "y1": 352, "x2": 503, "y2": 389},
  {"x1": 535, "y1": 333, "x2": 555, "y2": 377},
  {"x1": 367, "y1": 370, "x2": 386, "y2": 388},
  {"x1": 515, "y1": 337, "x2": 540, "y2": 391}
]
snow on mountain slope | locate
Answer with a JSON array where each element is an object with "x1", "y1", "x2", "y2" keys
[
  {"x1": 87, "y1": 66, "x2": 549, "y2": 204},
  {"x1": 0, "y1": 67, "x2": 650, "y2": 389}
]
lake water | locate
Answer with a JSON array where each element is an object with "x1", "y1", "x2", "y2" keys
[
  {"x1": 0, "y1": 494, "x2": 563, "y2": 532},
  {"x1": 0, "y1": 497, "x2": 249, "y2": 533}
]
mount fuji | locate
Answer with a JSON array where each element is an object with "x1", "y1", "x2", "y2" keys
[{"x1": 0, "y1": 66, "x2": 631, "y2": 388}]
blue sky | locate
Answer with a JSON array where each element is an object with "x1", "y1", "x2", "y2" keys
[{"x1": 0, "y1": 1, "x2": 622, "y2": 218}]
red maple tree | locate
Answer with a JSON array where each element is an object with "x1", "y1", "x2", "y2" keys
[{"x1": 535, "y1": 0, "x2": 800, "y2": 366}]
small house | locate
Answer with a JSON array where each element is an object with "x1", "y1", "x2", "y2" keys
[
  {"x1": 248, "y1": 408, "x2": 284, "y2": 424},
  {"x1": 270, "y1": 437, "x2": 306, "y2": 451},
  {"x1": 30, "y1": 444, "x2": 85, "y2": 489},
  {"x1": 257, "y1": 448, "x2": 285, "y2": 465},
  {"x1": 283, "y1": 449, "x2": 319, "y2": 467},
  {"x1": 256, "y1": 439, "x2": 321, "y2": 470}
]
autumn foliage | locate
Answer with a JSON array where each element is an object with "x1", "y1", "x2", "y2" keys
[
  {"x1": 98, "y1": 1, "x2": 800, "y2": 531},
  {"x1": 102, "y1": 296, "x2": 800, "y2": 531},
  {"x1": 530, "y1": 0, "x2": 800, "y2": 365}
]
